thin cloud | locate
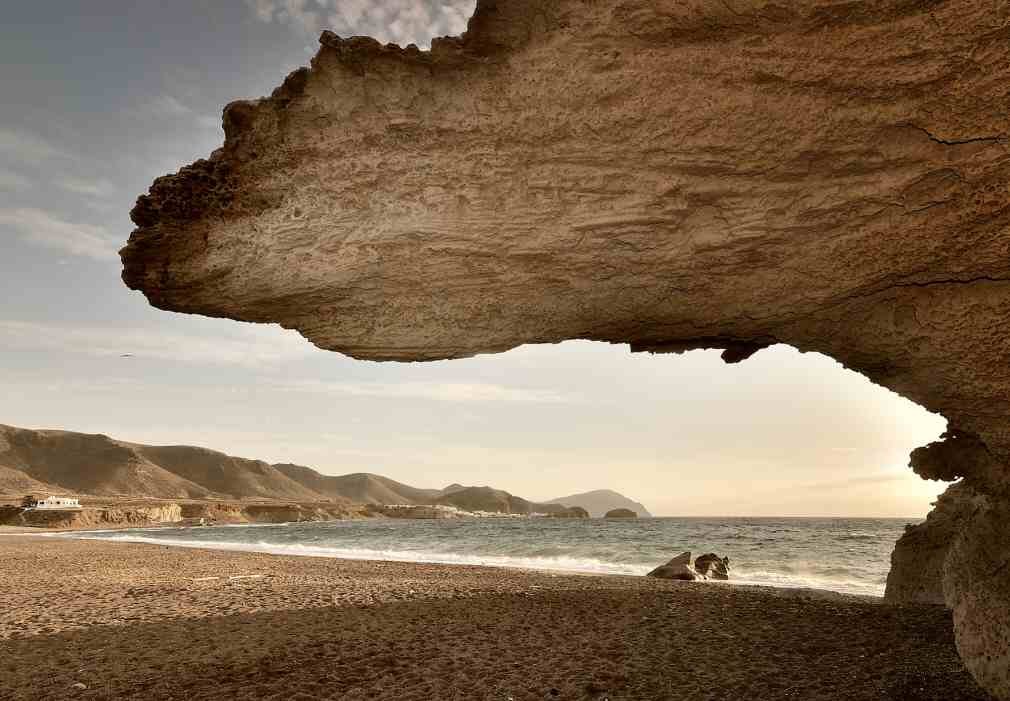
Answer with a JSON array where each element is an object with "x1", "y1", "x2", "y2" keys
[
  {"x1": 278, "y1": 379, "x2": 573, "y2": 403},
  {"x1": 0, "y1": 127, "x2": 67, "y2": 162},
  {"x1": 0, "y1": 207, "x2": 119, "y2": 261},
  {"x1": 58, "y1": 177, "x2": 116, "y2": 198},
  {"x1": 195, "y1": 114, "x2": 221, "y2": 130},
  {"x1": 0, "y1": 320, "x2": 319, "y2": 368},
  {"x1": 142, "y1": 96, "x2": 219, "y2": 131},
  {"x1": 0, "y1": 169, "x2": 30, "y2": 190},
  {"x1": 247, "y1": 0, "x2": 475, "y2": 47},
  {"x1": 148, "y1": 95, "x2": 192, "y2": 116},
  {"x1": 247, "y1": 0, "x2": 325, "y2": 36},
  {"x1": 800, "y1": 473, "x2": 915, "y2": 491}
]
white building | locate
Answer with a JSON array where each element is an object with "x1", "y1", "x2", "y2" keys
[{"x1": 22, "y1": 495, "x2": 81, "y2": 510}]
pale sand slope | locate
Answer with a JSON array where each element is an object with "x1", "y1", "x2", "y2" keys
[{"x1": 0, "y1": 537, "x2": 991, "y2": 701}]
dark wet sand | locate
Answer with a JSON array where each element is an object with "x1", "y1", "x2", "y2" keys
[{"x1": 0, "y1": 535, "x2": 992, "y2": 700}]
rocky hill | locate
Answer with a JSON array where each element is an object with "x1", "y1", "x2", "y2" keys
[
  {"x1": 0, "y1": 500, "x2": 369, "y2": 529},
  {"x1": 548, "y1": 490, "x2": 653, "y2": 518},
  {"x1": 432, "y1": 486, "x2": 554, "y2": 515},
  {"x1": 0, "y1": 464, "x2": 64, "y2": 495},
  {"x1": 0, "y1": 424, "x2": 597, "y2": 517},
  {"x1": 135, "y1": 446, "x2": 321, "y2": 501},
  {"x1": 1, "y1": 425, "x2": 215, "y2": 499},
  {"x1": 0, "y1": 424, "x2": 329, "y2": 502},
  {"x1": 275, "y1": 467, "x2": 442, "y2": 505}
]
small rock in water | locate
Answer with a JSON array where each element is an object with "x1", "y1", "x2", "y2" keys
[{"x1": 71, "y1": 682, "x2": 88, "y2": 690}]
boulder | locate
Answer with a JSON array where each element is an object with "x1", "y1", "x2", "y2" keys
[
  {"x1": 647, "y1": 552, "x2": 701, "y2": 581},
  {"x1": 666, "y1": 551, "x2": 692, "y2": 566},
  {"x1": 694, "y1": 553, "x2": 730, "y2": 580}
]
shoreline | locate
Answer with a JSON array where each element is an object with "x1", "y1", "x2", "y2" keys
[
  {"x1": 19, "y1": 523, "x2": 888, "y2": 600},
  {"x1": 0, "y1": 535, "x2": 987, "y2": 700}
]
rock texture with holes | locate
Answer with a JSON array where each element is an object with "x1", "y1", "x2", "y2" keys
[
  {"x1": 944, "y1": 497, "x2": 1010, "y2": 698},
  {"x1": 120, "y1": 1, "x2": 1010, "y2": 696},
  {"x1": 885, "y1": 482, "x2": 986, "y2": 606}
]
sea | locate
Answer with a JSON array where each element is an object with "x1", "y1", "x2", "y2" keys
[{"x1": 52, "y1": 516, "x2": 916, "y2": 597}]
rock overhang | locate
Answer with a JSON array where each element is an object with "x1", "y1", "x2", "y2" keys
[
  {"x1": 120, "y1": 3, "x2": 1010, "y2": 693},
  {"x1": 121, "y1": 0, "x2": 1010, "y2": 455}
]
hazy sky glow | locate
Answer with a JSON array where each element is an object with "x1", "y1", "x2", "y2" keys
[{"x1": 0, "y1": 2, "x2": 951, "y2": 517}]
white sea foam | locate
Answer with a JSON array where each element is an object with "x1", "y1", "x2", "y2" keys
[
  {"x1": 53, "y1": 517, "x2": 903, "y2": 597},
  {"x1": 728, "y1": 569, "x2": 883, "y2": 597},
  {"x1": 56, "y1": 532, "x2": 652, "y2": 576}
]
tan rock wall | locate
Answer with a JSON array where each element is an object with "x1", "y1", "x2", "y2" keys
[{"x1": 885, "y1": 483, "x2": 986, "y2": 606}]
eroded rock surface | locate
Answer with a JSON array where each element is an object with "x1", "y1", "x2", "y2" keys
[
  {"x1": 944, "y1": 498, "x2": 1010, "y2": 698},
  {"x1": 120, "y1": 1, "x2": 1010, "y2": 697},
  {"x1": 885, "y1": 482, "x2": 987, "y2": 606}
]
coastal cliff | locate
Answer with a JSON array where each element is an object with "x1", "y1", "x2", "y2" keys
[
  {"x1": 0, "y1": 501, "x2": 369, "y2": 529},
  {"x1": 0, "y1": 504, "x2": 184, "y2": 529}
]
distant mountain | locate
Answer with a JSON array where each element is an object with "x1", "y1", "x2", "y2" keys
[
  {"x1": 0, "y1": 424, "x2": 327, "y2": 502},
  {"x1": 548, "y1": 489, "x2": 653, "y2": 518},
  {"x1": 271, "y1": 463, "x2": 355, "y2": 500},
  {"x1": 135, "y1": 446, "x2": 321, "y2": 501},
  {"x1": 0, "y1": 423, "x2": 617, "y2": 517},
  {"x1": 1, "y1": 425, "x2": 215, "y2": 499},
  {"x1": 0, "y1": 464, "x2": 64, "y2": 496},
  {"x1": 275, "y1": 467, "x2": 440, "y2": 505},
  {"x1": 433, "y1": 485, "x2": 567, "y2": 515}
]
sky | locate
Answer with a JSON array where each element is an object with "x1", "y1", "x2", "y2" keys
[{"x1": 0, "y1": 1, "x2": 951, "y2": 517}]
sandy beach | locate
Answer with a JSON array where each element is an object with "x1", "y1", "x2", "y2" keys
[{"x1": 0, "y1": 534, "x2": 990, "y2": 701}]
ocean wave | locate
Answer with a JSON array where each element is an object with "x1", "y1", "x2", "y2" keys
[
  {"x1": 56, "y1": 530, "x2": 886, "y2": 596},
  {"x1": 731, "y1": 568, "x2": 883, "y2": 596},
  {"x1": 56, "y1": 533, "x2": 652, "y2": 576},
  {"x1": 835, "y1": 534, "x2": 879, "y2": 541}
]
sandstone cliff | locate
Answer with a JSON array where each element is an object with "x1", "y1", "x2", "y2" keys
[
  {"x1": 0, "y1": 501, "x2": 367, "y2": 529},
  {"x1": 0, "y1": 503, "x2": 183, "y2": 529},
  {"x1": 885, "y1": 482, "x2": 987, "y2": 606},
  {"x1": 117, "y1": 3, "x2": 1010, "y2": 696}
]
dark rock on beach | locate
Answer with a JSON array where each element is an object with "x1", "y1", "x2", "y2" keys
[{"x1": 695, "y1": 553, "x2": 731, "y2": 580}]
